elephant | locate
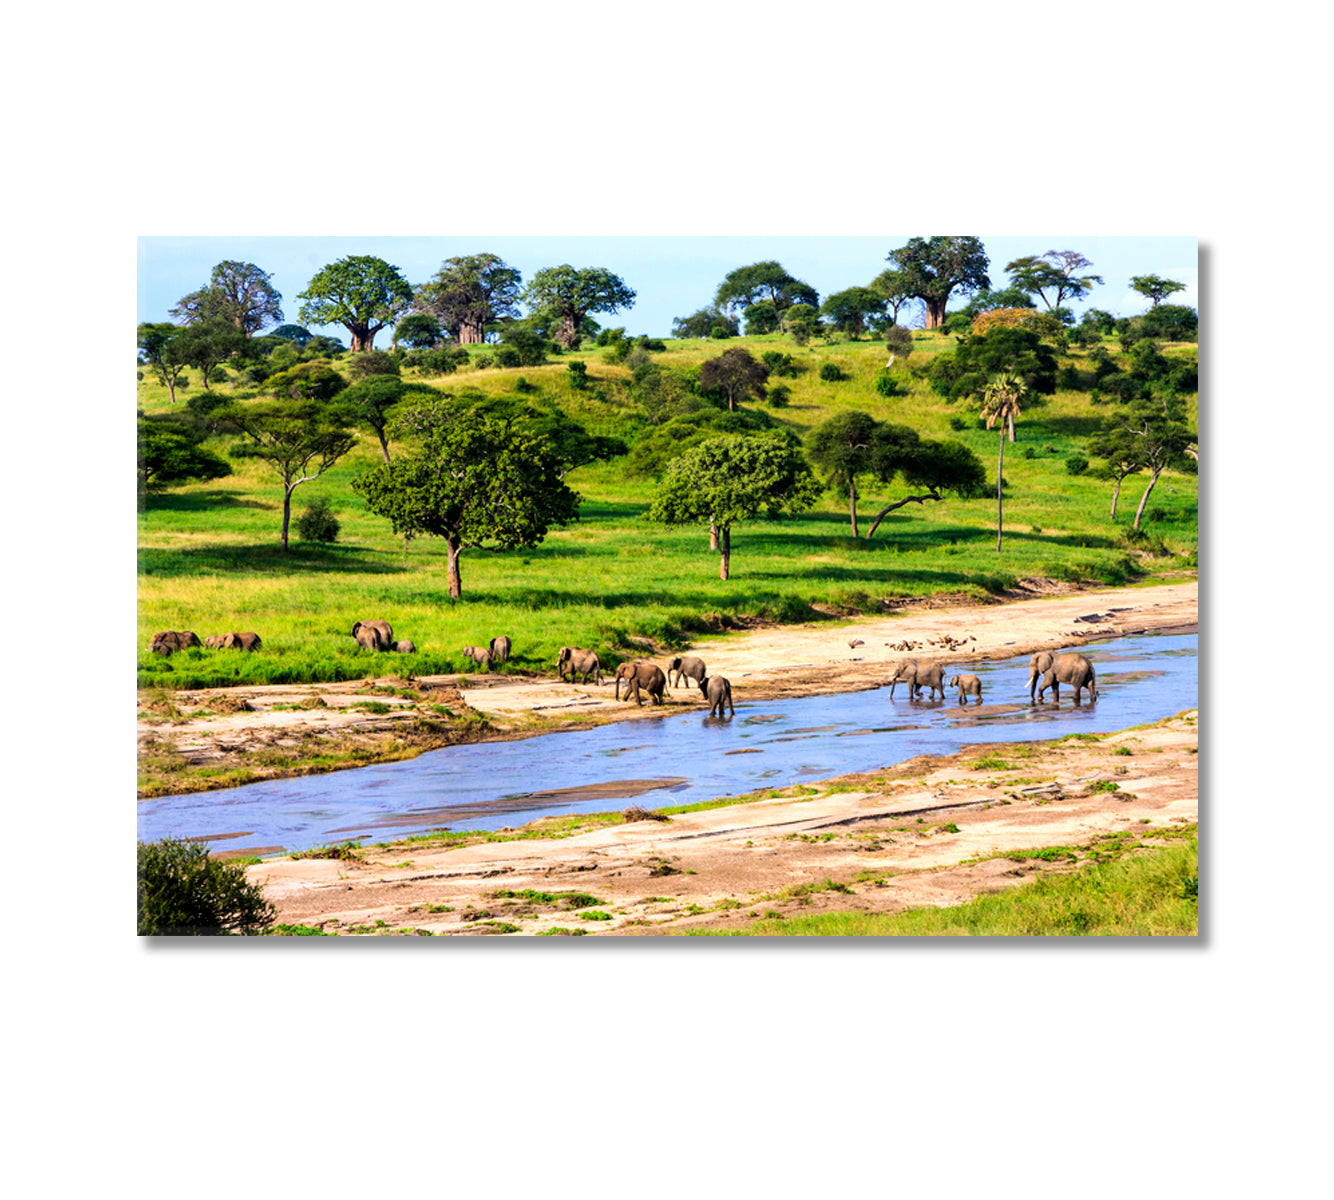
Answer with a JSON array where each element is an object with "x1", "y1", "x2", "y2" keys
[
  {"x1": 204, "y1": 635, "x2": 227, "y2": 649},
  {"x1": 394, "y1": 640, "x2": 416, "y2": 654},
  {"x1": 889, "y1": 659, "x2": 946, "y2": 701},
  {"x1": 222, "y1": 632, "x2": 262, "y2": 651},
  {"x1": 352, "y1": 620, "x2": 394, "y2": 651},
  {"x1": 489, "y1": 636, "x2": 512, "y2": 664},
  {"x1": 461, "y1": 645, "x2": 493, "y2": 670},
  {"x1": 667, "y1": 655, "x2": 707, "y2": 690},
  {"x1": 615, "y1": 661, "x2": 666, "y2": 706},
  {"x1": 1035, "y1": 653, "x2": 1097, "y2": 704},
  {"x1": 701, "y1": 674, "x2": 735, "y2": 718},
  {"x1": 949, "y1": 673, "x2": 983, "y2": 705},
  {"x1": 557, "y1": 646, "x2": 602, "y2": 685},
  {"x1": 150, "y1": 631, "x2": 201, "y2": 656},
  {"x1": 1027, "y1": 652, "x2": 1056, "y2": 701}
]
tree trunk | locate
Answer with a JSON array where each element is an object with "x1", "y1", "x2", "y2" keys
[
  {"x1": 709, "y1": 520, "x2": 719, "y2": 550},
  {"x1": 849, "y1": 477, "x2": 859, "y2": 538},
  {"x1": 458, "y1": 318, "x2": 486, "y2": 344},
  {"x1": 446, "y1": 537, "x2": 463, "y2": 598},
  {"x1": 350, "y1": 327, "x2": 371, "y2": 352},
  {"x1": 1132, "y1": 467, "x2": 1163, "y2": 530},
  {"x1": 1110, "y1": 476, "x2": 1123, "y2": 520},
  {"x1": 281, "y1": 484, "x2": 293, "y2": 551},
  {"x1": 718, "y1": 525, "x2": 731, "y2": 581},
  {"x1": 924, "y1": 298, "x2": 948, "y2": 329},
  {"x1": 995, "y1": 433, "x2": 1005, "y2": 551},
  {"x1": 377, "y1": 430, "x2": 391, "y2": 464},
  {"x1": 1007, "y1": 412, "x2": 1015, "y2": 443},
  {"x1": 556, "y1": 314, "x2": 582, "y2": 350}
]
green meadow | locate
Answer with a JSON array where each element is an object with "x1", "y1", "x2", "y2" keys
[{"x1": 137, "y1": 329, "x2": 1198, "y2": 690}]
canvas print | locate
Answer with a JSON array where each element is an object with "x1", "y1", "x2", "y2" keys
[{"x1": 136, "y1": 235, "x2": 1199, "y2": 937}]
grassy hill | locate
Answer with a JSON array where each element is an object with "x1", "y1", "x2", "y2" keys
[{"x1": 137, "y1": 328, "x2": 1198, "y2": 690}]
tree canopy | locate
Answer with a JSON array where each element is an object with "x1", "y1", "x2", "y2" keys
[
  {"x1": 171, "y1": 261, "x2": 284, "y2": 337},
  {"x1": 297, "y1": 256, "x2": 414, "y2": 352},
  {"x1": 714, "y1": 261, "x2": 819, "y2": 318},
  {"x1": 884, "y1": 237, "x2": 991, "y2": 329},
  {"x1": 699, "y1": 347, "x2": 769, "y2": 411},
  {"x1": 647, "y1": 433, "x2": 820, "y2": 580},
  {"x1": 334, "y1": 376, "x2": 438, "y2": 462},
  {"x1": 672, "y1": 307, "x2": 738, "y2": 339},
  {"x1": 137, "y1": 414, "x2": 233, "y2": 499},
  {"x1": 819, "y1": 287, "x2": 884, "y2": 339},
  {"x1": 414, "y1": 254, "x2": 523, "y2": 344},
  {"x1": 1005, "y1": 250, "x2": 1103, "y2": 313},
  {"x1": 137, "y1": 322, "x2": 191, "y2": 403},
  {"x1": 1129, "y1": 274, "x2": 1187, "y2": 308},
  {"x1": 521, "y1": 266, "x2": 636, "y2": 349}
]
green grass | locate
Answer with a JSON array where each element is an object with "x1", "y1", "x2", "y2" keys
[
  {"x1": 138, "y1": 332, "x2": 1197, "y2": 689},
  {"x1": 691, "y1": 836, "x2": 1198, "y2": 936}
]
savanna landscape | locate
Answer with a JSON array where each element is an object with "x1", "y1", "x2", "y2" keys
[{"x1": 136, "y1": 238, "x2": 1200, "y2": 937}]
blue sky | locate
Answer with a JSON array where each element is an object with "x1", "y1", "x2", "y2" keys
[{"x1": 137, "y1": 235, "x2": 1197, "y2": 346}]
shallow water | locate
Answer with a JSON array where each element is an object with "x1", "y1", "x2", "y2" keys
[{"x1": 138, "y1": 632, "x2": 1197, "y2": 856}]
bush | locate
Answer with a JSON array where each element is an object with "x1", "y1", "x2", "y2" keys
[
  {"x1": 296, "y1": 495, "x2": 340, "y2": 543},
  {"x1": 138, "y1": 836, "x2": 276, "y2": 935},
  {"x1": 346, "y1": 350, "x2": 400, "y2": 380},
  {"x1": 948, "y1": 416, "x2": 968, "y2": 431},
  {"x1": 766, "y1": 383, "x2": 791, "y2": 408},
  {"x1": 1065, "y1": 454, "x2": 1090, "y2": 476},
  {"x1": 208, "y1": 366, "x2": 228, "y2": 383},
  {"x1": 761, "y1": 351, "x2": 798, "y2": 377},
  {"x1": 567, "y1": 360, "x2": 588, "y2": 389},
  {"x1": 819, "y1": 362, "x2": 846, "y2": 382},
  {"x1": 873, "y1": 371, "x2": 903, "y2": 397},
  {"x1": 709, "y1": 325, "x2": 734, "y2": 339}
]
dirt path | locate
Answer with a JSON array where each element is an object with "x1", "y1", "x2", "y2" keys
[{"x1": 138, "y1": 578, "x2": 1197, "y2": 798}]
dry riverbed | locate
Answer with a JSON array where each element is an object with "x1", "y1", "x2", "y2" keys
[{"x1": 137, "y1": 577, "x2": 1198, "y2": 799}]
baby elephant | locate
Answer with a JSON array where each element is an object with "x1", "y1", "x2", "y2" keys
[
  {"x1": 701, "y1": 674, "x2": 735, "y2": 718},
  {"x1": 489, "y1": 636, "x2": 512, "y2": 664},
  {"x1": 461, "y1": 645, "x2": 493, "y2": 671},
  {"x1": 949, "y1": 673, "x2": 983, "y2": 705},
  {"x1": 394, "y1": 640, "x2": 416, "y2": 654},
  {"x1": 667, "y1": 655, "x2": 706, "y2": 690},
  {"x1": 557, "y1": 646, "x2": 602, "y2": 685},
  {"x1": 222, "y1": 632, "x2": 262, "y2": 651},
  {"x1": 615, "y1": 661, "x2": 666, "y2": 706}
]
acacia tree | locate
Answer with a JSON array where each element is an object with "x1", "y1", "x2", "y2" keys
[
  {"x1": 1108, "y1": 392, "x2": 1195, "y2": 529},
  {"x1": 819, "y1": 287, "x2": 884, "y2": 339},
  {"x1": 297, "y1": 256, "x2": 414, "y2": 352},
  {"x1": 175, "y1": 319, "x2": 249, "y2": 389},
  {"x1": 521, "y1": 266, "x2": 636, "y2": 349},
  {"x1": 884, "y1": 237, "x2": 991, "y2": 329},
  {"x1": 353, "y1": 400, "x2": 580, "y2": 598},
  {"x1": 672, "y1": 307, "x2": 738, "y2": 339},
  {"x1": 1130, "y1": 274, "x2": 1188, "y2": 308},
  {"x1": 979, "y1": 371, "x2": 1029, "y2": 550},
  {"x1": 699, "y1": 347, "x2": 769, "y2": 412},
  {"x1": 864, "y1": 432, "x2": 985, "y2": 540},
  {"x1": 806, "y1": 410, "x2": 879, "y2": 536},
  {"x1": 868, "y1": 268, "x2": 922, "y2": 327},
  {"x1": 137, "y1": 414, "x2": 232, "y2": 501},
  {"x1": 137, "y1": 322, "x2": 191, "y2": 402},
  {"x1": 393, "y1": 314, "x2": 443, "y2": 349},
  {"x1": 335, "y1": 377, "x2": 437, "y2": 463},
  {"x1": 414, "y1": 254, "x2": 522, "y2": 344},
  {"x1": 171, "y1": 261, "x2": 284, "y2": 336},
  {"x1": 648, "y1": 434, "x2": 820, "y2": 581},
  {"x1": 1087, "y1": 423, "x2": 1144, "y2": 519},
  {"x1": 1005, "y1": 250, "x2": 1104, "y2": 313},
  {"x1": 219, "y1": 398, "x2": 357, "y2": 550}
]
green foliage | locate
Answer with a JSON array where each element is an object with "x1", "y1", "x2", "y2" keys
[
  {"x1": 414, "y1": 253, "x2": 522, "y2": 344},
  {"x1": 171, "y1": 260, "x2": 284, "y2": 338},
  {"x1": 699, "y1": 346, "x2": 769, "y2": 410},
  {"x1": 760, "y1": 351, "x2": 798, "y2": 377},
  {"x1": 270, "y1": 323, "x2": 313, "y2": 344},
  {"x1": 625, "y1": 405, "x2": 780, "y2": 478},
  {"x1": 393, "y1": 314, "x2": 443, "y2": 349},
  {"x1": 567, "y1": 360, "x2": 589, "y2": 389},
  {"x1": 138, "y1": 836, "x2": 276, "y2": 935},
  {"x1": 820, "y1": 286, "x2": 884, "y2": 338},
  {"x1": 742, "y1": 299, "x2": 780, "y2": 335},
  {"x1": 1129, "y1": 273, "x2": 1187, "y2": 307},
  {"x1": 522, "y1": 265, "x2": 636, "y2": 349},
  {"x1": 672, "y1": 307, "x2": 738, "y2": 339},
  {"x1": 926, "y1": 327, "x2": 1057, "y2": 400},
  {"x1": 882, "y1": 324, "x2": 914, "y2": 358},
  {"x1": 1139, "y1": 304, "x2": 1198, "y2": 342},
  {"x1": 297, "y1": 255, "x2": 414, "y2": 352},
  {"x1": 296, "y1": 495, "x2": 340, "y2": 543},
  {"x1": 138, "y1": 414, "x2": 233, "y2": 495},
  {"x1": 345, "y1": 349, "x2": 400, "y2": 380},
  {"x1": 714, "y1": 261, "x2": 819, "y2": 318},
  {"x1": 783, "y1": 303, "x2": 821, "y2": 345},
  {"x1": 262, "y1": 360, "x2": 349, "y2": 403},
  {"x1": 818, "y1": 362, "x2": 846, "y2": 382},
  {"x1": 1004, "y1": 250, "x2": 1103, "y2": 313},
  {"x1": 766, "y1": 383, "x2": 791, "y2": 408},
  {"x1": 1065, "y1": 454, "x2": 1090, "y2": 476},
  {"x1": 884, "y1": 236, "x2": 991, "y2": 328}
]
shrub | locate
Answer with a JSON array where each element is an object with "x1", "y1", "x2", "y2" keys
[
  {"x1": 948, "y1": 416, "x2": 968, "y2": 431},
  {"x1": 873, "y1": 371, "x2": 903, "y2": 397},
  {"x1": 567, "y1": 360, "x2": 588, "y2": 389},
  {"x1": 208, "y1": 366, "x2": 228, "y2": 383},
  {"x1": 138, "y1": 836, "x2": 276, "y2": 935},
  {"x1": 819, "y1": 362, "x2": 845, "y2": 382},
  {"x1": 709, "y1": 324, "x2": 734, "y2": 339},
  {"x1": 767, "y1": 383, "x2": 791, "y2": 408},
  {"x1": 346, "y1": 350, "x2": 400, "y2": 380},
  {"x1": 1065, "y1": 454, "x2": 1090, "y2": 476},
  {"x1": 296, "y1": 495, "x2": 340, "y2": 543},
  {"x1": 761, "y1": 351, "x2": 798, "y2": 378}
]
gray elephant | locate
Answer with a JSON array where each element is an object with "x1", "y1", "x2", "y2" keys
[
  {"x1": 1027, "y1": 652, "x2": 1056, "y2": 701},
  {"x1": 615, "y1": 661, "x2": 666, "y2": 706},
  {"x1": 222, "y1": 632, "x2": 262, "y2": 651},
  {"x1": 889, "y1": 659, "x2": 946, "y2": 701},
  {"x1": 557, "y1": 646, "x2": 602, "y2": 685},
  {"x1": 700, "y1": 674, "x2": 735, "y2": 718},
  {"x1": 489, "y1": 636, "x2": 512, "y2": 664},
  {"x1": 204, "y1": 634, "x2": 227, "y2": 649},
  {"x1": 1035, "y1": 653, "x2": 1097, "y2": 704},
  {"x1": 150, "y1": 631, "x2": 201, "y2": 656},
  {"x1": 352, "y1": 620, "x2": 394, "y2": 651},
  {"x1": 461, "y1": 645, "x2": 493, "y2": 670},
  {"x1": 949, "y1": 673, "x2": 983, "y2": 705},
  {"x1": 394, "y1": 640, "x2": 416, "y2": 654},
  {"x1": 668, "y1": 655, "x2": 707, "y2": 690}
]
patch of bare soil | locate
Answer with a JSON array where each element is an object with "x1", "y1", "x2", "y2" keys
[
  {"x1": 138, "y1": 579, "x2": 1197, "y2": 799},
  {"x1": 248, "y1": 710, "x2": 1199, "y2": 936}
]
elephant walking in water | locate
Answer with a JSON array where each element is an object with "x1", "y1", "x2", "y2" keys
[
  {"x1": 889, "y1": 659, "x2": 946, "y2": 701},
  {"x1": 949, "y1": 673, "x2": 983, "y2": 705},
  {"x1": 1034, "y1": 653, "x2": 1097, "y2": 704},
  {"x1": 615, "y1": 661, "x2": 666, "y2": 706},
  {"x1": 700, "y1": 674, "x2": 735, "y2": 718}
]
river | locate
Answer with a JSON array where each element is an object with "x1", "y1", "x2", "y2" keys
[{"x1": 137, "y1": 631, "x2": 1197, "y2": 856}]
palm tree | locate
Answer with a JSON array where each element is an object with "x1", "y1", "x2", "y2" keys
[{"x1": 979, "y1": 371, "x2": 1028, "y2": 550}]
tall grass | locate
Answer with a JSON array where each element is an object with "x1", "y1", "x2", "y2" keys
[{"x1": 138, "y1": 331, "x2": 1198, "y2": 689}]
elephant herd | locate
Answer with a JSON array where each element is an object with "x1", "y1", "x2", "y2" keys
[
  {"x1": 557, "y1": 648, "x2": 736, "y2": 718},
  {"x1": 151, "y1": 630, "x2": 260, "y2": 656},
  {"x1": 887, "y1": 651, "x2": 1098, "y2": 706}
]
